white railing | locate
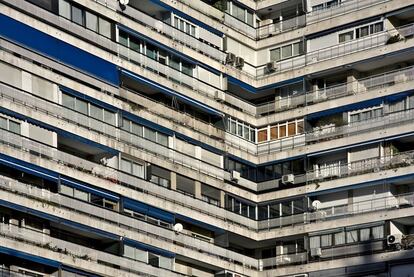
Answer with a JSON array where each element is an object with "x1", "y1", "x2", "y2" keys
[
  {"x1": 0, "y1": 222, "x2": 180, "y2": 276},
  {"x1": 256, "y1": 30, "x2": 390, "y2": 77},
  {"x1": 118, "y1": 44, "x2": 220, "y2": 100},
  {"x1": 261, "y1": 252, "x2": 308, "y2": 268},
  {"x1": 258, "y1": 64, "x2": 414, "y2": 113},
  {"x1": 0, "y1": 176, "x2": 259, "y2": 270},
  {"x1": 123, "y1": 7, "x2": 226, "y2": 62},
  {"x1": 257, "y1": 15, "x2": 306, "y2": 39},
  {"x1": 258, "y1": 190, "x2": 414, "y2": 230},
  {"x1": 306, "y1": 108, "x2": 414, "y2": 143},
  {"x1": 0, "y1": 83, "x2": 225, "y2": 180},
  {"x1": 307, "y1": 0, "x2": 389, "y2": 23}
]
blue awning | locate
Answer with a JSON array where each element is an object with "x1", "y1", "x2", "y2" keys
[
  {"x1": 123, "y1": 237, "x2": 175, "y2": 258},
  {"x1": 120, "y1": 69, "x2": 224, "y2": 118},
  {"x1": 0, "y1": 153, "x2": 59, "y2": 181},
  {"x1": 0, "y1": 246, "x2": 61, "y2": 268},
  {"x1": 60, "y1": 177, "x2": 119, "y2": 202},
  {"x1": 0, "y1": 14, "x2": 119, "y2": 86},
  {"x1": 123, "y1": 197, "x2": 175, "y2": 223}
]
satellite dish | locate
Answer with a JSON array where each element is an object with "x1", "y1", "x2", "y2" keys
[
  {"x1": 173, "y1": 223, "x2": 183, "y2": 234},
  {"x1": 312, "y1": 200, "x2": 321, "y2": 211},
  {"x1": 119, "y1": 0, "x2": 129, "y2": 5}
]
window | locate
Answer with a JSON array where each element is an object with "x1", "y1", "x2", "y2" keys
[
  {"x1": 321, "y1": 234, "x2": 332, "y2": 247},
  {"x1": 258, "y1": 129, "x2": 268, "y2": 142},
  {"x1": 229, "y1": 2, "x2": 254, "y2": 26},
  {"x1": 121, "y1": 158, "x2": 144, "y2": 178},
  {"x1": 62, "y1": 93, "x2": 117, "y2": 125},
  {"x1": 270, "y1": 42, "x2": 303, "y2": 62},
  {"x1": 227, "y1": 117, "x2": 256, "y2": 142},
  {"x1": 349, "y1": 106, "x2": 383, "y2": 124},
  {"x1": 310, "y1": 236, "x2": 320, "y2": 248},
  {"x1": 0, "y1": 116, "x2": 21, "y2": 134},
  {"x1": 346, "y1": 230, "x2": 358, "y2": 243},
  {"x1": 172, "y1": 16, "x2": 197, "y2": 37},
  {"x1": 59, "y1": 0, "x2": 112, "y2": 38},
  {"x1": 339, "y1": 31, "x2": 353, "y2": 43},
  {"x1": 334, "y1": 231, "x2": 345, "y2": 245}
]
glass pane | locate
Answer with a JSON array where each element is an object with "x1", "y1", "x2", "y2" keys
[
  {"x1": 293, "y1": 43, "x2": 300, "y2": 56},
  {"x1": 270, "y1": 126, "x2": 278, "y2": 140},
  {"x1": 279, "y1": 124, "x2": 287, "y2": 137},
  {"x1": 85, "y1": 11, "x2": 98, "y2": 32},
  {"x1": 270, "y1": 48, "x2": 280, "y2": 61},
  {"x1": 104, "y1": 110, "x2": 116, "y2": 125},
  {"x1": 74, "y1": 189, "x2": 88, "y2": 201},
  {"x1": 135, "y1": 248, "x2": 148, "y2": 263},
  {"x1": 124, "y1": 245, "x2": 134, "y2": 259},
  {"x1": 131, "y1": 122, "x2": 143, "y2": 137},
  {"x1": 76, "y1": 99, "x2": 88, "y2": 115},
  {"x1": 9, "y1": 121, "x2": 20, "y2": 134},
  {"x1": 334, "y1": 232, "x2": 345, "y2": 245},
  {"x1": 99, "y1": 17, "x2": 111, "y2": 38},
  {"x1": 346, "y1": 230, "x2": 358, "y2": 243},
  {"x1": 281, "y1": 45, "x2": 292, "y2": 59},
  {"x1": 60, "y1": 184, "x2": 74, "y2": 197},
  {"x1": 372, "y1": 226, "x2": 384, "y2": 239},
  {"x1": 243, "y1": 126, "x2": 249, "y2": 140},
  {"x1": 121, "y1": 119, "x2": 130, "y2": 131},
  {"x1": 159, "y1": 256, "x2": 173, "y2": 270},
  {"x1": 321, "y1": 234, "x2": 332, "y2": 247},
  {"x1": 148, "y1": 253, "x2": 159, "y2": 267},
  {"x1": 360, "y1": 26, "x2": 369, "y2": 37},
  {"x1": 0, "y1": 117, "x2": 6, "y2": 130},
  {"x1": 182, "y1": 62, "x2": 193, "y2": 76},
  {"x1": 170, "y1": 56, "x2": 180, "y2": 71},
  {"x1": 62, "y1": 93, "x2": 75, "y2": 109},
  {"x1": 129, "y1": 36, "x2": 141, "y2": 52},
  {"x1": 246, "y1": 11, "x2": 253, "y2": 26},
  {"x1": 59, "y1": 0, "x2": 71, "y2": 19},
  {"x1": 132, "y1": 163, "x2": 144, "y2": 178},
  {"x1": 269, "y1": 203, "x2": 279, "y2": 218},
  {"x1": 145, "y1": 128, "x2": 157, "y2": 142},
  {"x1": 288, "y1": 122, "x2": 296, "y2": 136},
  {"x1": 157, "y1": 133, "x2": 168, "y2": 146},
  {"x1": 71, "y1": 5, "x2": 83, "y2": 25},
  {"x1": 339, "y1": 31, "x2": 353, "y2": 43},
  {"x1": 258, "y1": 129, "x2": 267, "y2": 142},
  {"x1": 297, "y1": 121, "x2": 304, "y2": 134},
  {"x1": 121, "y1": 159, "x2": 132, "y2": 173},
  {"x1": 90, "y1": 105, "x2": 103, "y2": 120},
  {"x1": 310, "y1": 236, "x2": 320, "y2": 248},
  {"x1": 281, "y1": 202, "x2": 292, "y2": 216},
  {"x1": 119, "y1": 31, "x2": 128, "y2": 47},
  {"x1": 190, "y1": 25, "x2": 196, "y2": 36},
  {"x1": 146, "y1": 44, "x2": 157, "y2": 59},
  {"x1": 360, "y1": 228, "x2": 370, "y2": 241}
]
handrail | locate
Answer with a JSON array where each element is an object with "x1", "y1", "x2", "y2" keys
[{"x1": 0, "y1": 175, "x2": 259, "y2": 270}]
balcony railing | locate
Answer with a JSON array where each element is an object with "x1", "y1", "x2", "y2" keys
[
  {"x1": 257, "y1": 15, "x2": 306, "y2": 39},
  {"x1": 0, "y1": 222, "x2": 181, "y2": 276},
  {"x1": 259, "y1": 190, "x2": 414, "y2": 230},
  {"x1": 307, "y1": 0, "x2": 389, "y2": 23},
  {"x1": 255, "y1": 30, "x2": 390, "y2": 77},
  {"x1": 0, "y1": 82, "x2": 225, "y2": 180},
  {"x1": 256, "y1": 64, "x2": 414, "y2": 115},
  {"x1": 122, "y1": 5, "x2": 226, "y2": 62},
  {"x1": 0, "y1": 175, "x2": 259, "y2": 270}
]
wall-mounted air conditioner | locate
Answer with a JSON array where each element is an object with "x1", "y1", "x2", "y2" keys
[
  {"x1": 281, "y1": 174, "x2": 294, "y2": 185},
  {"x1": 266, "y1": 61, "x2": 278, "y2": 73},
  {"x1": 226, "y1": 52, "x2": 236, "y2": 65},
  {"x1": 235, "y1": 57, "x2": 245, "y2": 69},
  {"x1": 310, "y1": 247, "x2": 322, "y2": 257},
  {"x1": 231, "y1": 170, "x2": 241, "y2": 182},
  {"x1": 387, "y1": 234, "x2": 403, "y2": 246}
]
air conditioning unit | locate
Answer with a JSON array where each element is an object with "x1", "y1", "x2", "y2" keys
[
  {"x1": 235, "y1": 57, "x2": 245, "y2": 69},
  {"x1": 281, "y1": 174, "x2": 294, "y2": 185},
  {"x1": 231, "y1": 170, "x2": 241, "y2": 182},
  {"x1": 310, "y1": 247, "x2": 322, "y2": 257},
  {"x1": 266, "y1": 61, "x2": 278, "y2": 73},
  {"x1": 226, "y1": 52, "x2": 236, "y2": 65},
  {"x1": 387, "y1": 234, "x2": 403, "y2": 246},
  {"x1": 214, "y1": 90, "x2": 225, "y2": 102}
]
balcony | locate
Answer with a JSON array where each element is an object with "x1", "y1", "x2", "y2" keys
[
  {"x1": 0, "y1": 222, "x2": 181, "y2": 276},
  {"x1": 0, "y1": 175, "x2": 260, "y2": 271},
  {"x1": 0, "y1": 82, "x2": 225, "y2": 180},
  {"x1": 256, "y1": 64, "x2": 414, "y2": 115}
]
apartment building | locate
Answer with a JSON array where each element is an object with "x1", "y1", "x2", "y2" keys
[{"x1": 0, "y1": 0, "x2": 414, "y2": 276}]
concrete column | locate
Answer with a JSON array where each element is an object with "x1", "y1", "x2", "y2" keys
[
  {"x1": 220, "y1": 191, "x2": 225, "y2": 208},
  {"x1": 195, "y1": 181, "x2": 201, "y2": 199},
  {"x1": 170, "y1": 172, "x2": 177, "y2": 190},
  {"x1": 346, "y1": 70, "x2": 360, "y2": 93},
  {"x1": 21, "y1": 71, "x2": 32, "y2": 93}
]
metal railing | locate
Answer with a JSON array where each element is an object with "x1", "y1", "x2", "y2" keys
[
  {"x1": 0, "y1": 176, "x2": 259, "y2": 270},
  {"x1": 258, "y1": 190, "x2": 414, "y2": 230},
  {"x1": 0, "y1": 82, "x2": 225, "y2": 180},
  {"x1": 0, "y1": 222, "x2": 180, "y2": 276},
  {"x1": 307, "y1": 0, "x2": 389, "y2": 23},
  {"x1": 257, "y1": 64, "x2": 414, "y2": 114},
  {"x1": 257, "y1": 15, "x2": 306, "y2": 39},
  {"x1": 122, "y1": 5, "x2": 226, "y2": 62}
]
